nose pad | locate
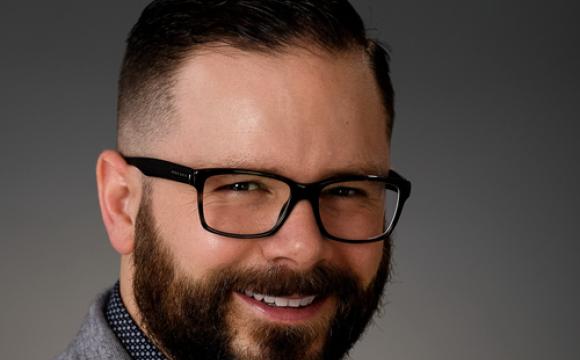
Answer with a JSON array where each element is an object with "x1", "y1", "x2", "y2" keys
[
  {"x1": 277, "y1": 200, "x2": 290, "y2": 222},
  {"x1": 285, "y1": 200, "x2": 322, "y2": 235},
  {"x1": 272, "y1": 193, "x2": 319, "y2": 234}
]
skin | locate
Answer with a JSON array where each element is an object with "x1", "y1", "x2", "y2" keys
[{"x1": 96, "y1": 45, "x2": 390, "y2": 357}]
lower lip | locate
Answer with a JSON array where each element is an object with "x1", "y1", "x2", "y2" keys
[{"x1": 235, "y1": 292, "x2": 329, "y2": 323}]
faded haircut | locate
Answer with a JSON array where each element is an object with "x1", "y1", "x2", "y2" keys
[{"x1": 117, "y1": 0, "x2": 394, "y2": 152}]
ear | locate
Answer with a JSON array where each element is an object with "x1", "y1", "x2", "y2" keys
[{"x1": 96, "y1": 150, "x2": 143, "y2": 255}]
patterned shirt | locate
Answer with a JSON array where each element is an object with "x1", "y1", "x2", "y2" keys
[{"x1": 105, "y1": 282, "x2": 167, "y2": 360}]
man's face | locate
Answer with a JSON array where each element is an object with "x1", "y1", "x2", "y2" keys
[{"x1": 132, "y1": 46, "x2": 391, "y2": 359}]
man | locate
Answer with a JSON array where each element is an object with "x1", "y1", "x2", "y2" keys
[{"x1": 56, "y1": 0, "x2": 410, "y2": 359}]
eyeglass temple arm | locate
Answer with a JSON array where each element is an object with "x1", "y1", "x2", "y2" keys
[
  {"x1": 123, "y1": 156, "x2": 194, "y2": 185},
  {"x1": 388, "y1": 169, "x2": 412, "y2": 200}
]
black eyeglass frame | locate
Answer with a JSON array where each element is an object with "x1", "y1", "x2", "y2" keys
[{"x1": 124, "y1": 156, "x2": 411, "y2": 244}]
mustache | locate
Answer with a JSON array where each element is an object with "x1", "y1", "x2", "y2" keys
[{"x1": 208, "y1": 263, "x2": 363, "y2": 299}]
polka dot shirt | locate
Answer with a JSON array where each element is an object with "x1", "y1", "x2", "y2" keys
[{"x1": 105, "y1": 282, "x2": 167, "y2": 360}]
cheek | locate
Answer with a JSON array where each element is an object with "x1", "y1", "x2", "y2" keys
[
  {"x1": 336, "y1": 242, "x2": 384, "y2": 287},
  {"x1": 150, "y1": 182, "x2": 256, "y2": 279}
]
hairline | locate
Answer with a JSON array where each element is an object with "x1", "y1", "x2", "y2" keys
[{"x1": 117, "y1": 40, "x2": 391, "y2": 154}]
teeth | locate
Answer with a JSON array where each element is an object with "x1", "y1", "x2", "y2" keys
[
  {"x1": 288, "y1": 299, "x2": 301, "y2": 308},
  {"x1": 243, "y1": 290, "x2": 316, "y2": 308},
  {"x1": 300, "y1": 296, "x2": 316, "y2": 307},
  {"x1": 275, "y1": 297, "x2": 289, "y2": 307}
]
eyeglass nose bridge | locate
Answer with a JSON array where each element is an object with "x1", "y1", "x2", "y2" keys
[{"x1": 269, "y1": 182, "x2": 324, "y2": 236}]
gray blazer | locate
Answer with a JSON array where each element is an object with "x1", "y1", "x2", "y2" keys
[{"x1": 54, "y1": 289, "x2": 131, "y2": 360}]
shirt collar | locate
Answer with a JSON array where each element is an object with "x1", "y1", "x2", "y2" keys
[{"x1": 105, "y1": 282, "x2": 167, "y2": 360}]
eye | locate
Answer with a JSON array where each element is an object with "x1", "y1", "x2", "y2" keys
[
  {"x1": 326, "y1": 186, "x2": 364, "y2": 197},
  {"x1": 223, "y1": 182, "x2": 261, "y2": 192}
]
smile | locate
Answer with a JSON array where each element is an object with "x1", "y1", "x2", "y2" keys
[
  {"x1": 243, "y1": 290, "x2": 317, "y2": 308},
  {"x1": 235, "y1": 288, "x2": 332, "y2": 323}
]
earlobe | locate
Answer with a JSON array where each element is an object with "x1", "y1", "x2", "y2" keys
[{"x1": 96, "y1": 150, "x2": 143, "y2": 255}]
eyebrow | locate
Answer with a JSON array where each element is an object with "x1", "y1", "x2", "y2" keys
[{"x1": 193, "y1": 160, "x2": 390, "y2": 179}]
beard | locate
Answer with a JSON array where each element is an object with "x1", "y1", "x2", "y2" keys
[{"x1": 132, "y1": 193, "x2": 392, "y2": 360}]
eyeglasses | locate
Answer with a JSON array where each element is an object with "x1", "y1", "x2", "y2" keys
[{"x1": 124, "y1": 156, "x2": 411, "y2": 243}]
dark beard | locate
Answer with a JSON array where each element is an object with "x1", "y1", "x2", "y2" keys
[{"x1": 132, "y1": 194, "x2": 391, "y2": 360}]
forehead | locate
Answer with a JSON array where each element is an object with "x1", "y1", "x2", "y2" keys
[{"x1": 159, "y1": 45, "x2": 390, "y2": 181}]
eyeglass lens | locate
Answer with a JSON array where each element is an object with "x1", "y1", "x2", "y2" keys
[{"x1": 201, "y1": 174, "x2": 398, "y2": 241}]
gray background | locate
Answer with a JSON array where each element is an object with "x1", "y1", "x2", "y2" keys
[{"x1": 1, "y1": 1, "x2": 579, "y2": 359}]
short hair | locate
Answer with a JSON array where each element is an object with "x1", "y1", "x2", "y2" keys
[{"x1": 117, "y1": 0, "x2": 394, "y2": 152}]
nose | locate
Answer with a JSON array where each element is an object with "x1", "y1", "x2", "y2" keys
[{"x1": 259, "y1": 200, "x2": 328, "y2": 270}]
